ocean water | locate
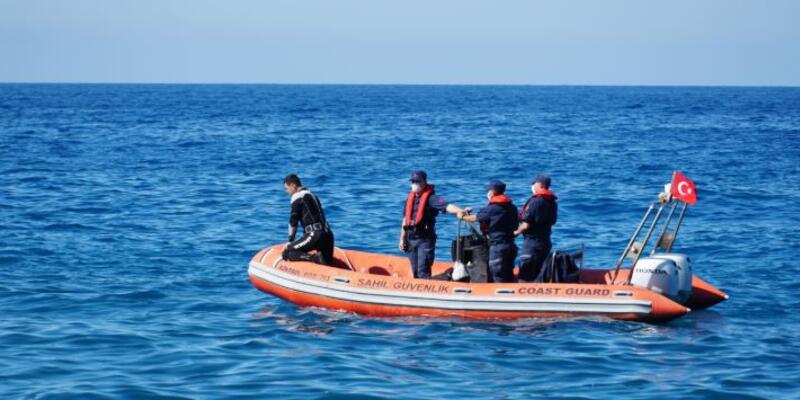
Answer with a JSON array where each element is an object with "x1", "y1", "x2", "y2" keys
[{"x1": 1, "y1": 84, "x2": 799, "y2": 399}]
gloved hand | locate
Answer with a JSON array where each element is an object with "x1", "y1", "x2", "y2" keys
[{"x1": 399, "y1": 238, "x2": 409, "y2": 253}]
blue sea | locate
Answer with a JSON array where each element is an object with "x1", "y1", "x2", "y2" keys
[{"x1": 1, "y1": 84, "x2": 799, "y2": 399}]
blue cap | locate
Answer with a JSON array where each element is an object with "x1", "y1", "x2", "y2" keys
[
  {"x1": 410, "y1": 170, "x2": 427, "y2": 182},
  {"x1": 485, "y1": 179, "x2": 506, "y2": 194},
  {"x1": 533, "y1": 175, "x2": 551, "y2": 188}
]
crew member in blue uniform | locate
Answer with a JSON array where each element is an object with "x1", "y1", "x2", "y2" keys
[
  {"x1": 282, "y1": 174, "x2": 335, "y2": 265},
  {"x1": 399, "y1": 170, "x2": 461, "y2": 279},
  {"x1": 457, "y1": 180, "x2": 519, "y2": 283},
  {"x1": 514, "y1": 175, "x2": 558, "y2": 282}
]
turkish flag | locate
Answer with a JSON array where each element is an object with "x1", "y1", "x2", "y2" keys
[{"x1": 670, "y1": 171, "x2": 697, "y2": 205}]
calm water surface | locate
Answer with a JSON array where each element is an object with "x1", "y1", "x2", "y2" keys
[{"x1": 1, "y1": 84, "x2": 799, "y2": 399}]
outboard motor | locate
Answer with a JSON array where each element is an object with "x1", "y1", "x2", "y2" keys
[
  {"x1": 629, "y1": 257, "x2": 681, "y2": 302},
  {"x1": 651, "y1": 253, "x2": 693, "y2": 304}
]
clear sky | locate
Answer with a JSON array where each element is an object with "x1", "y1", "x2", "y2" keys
[{"x1": 1, "y1": 0, "x2": 798, "y2": 86}]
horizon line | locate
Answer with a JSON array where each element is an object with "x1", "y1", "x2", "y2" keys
[{"x1": 0, "y1": 81, "x2": 798, "y2": 89}]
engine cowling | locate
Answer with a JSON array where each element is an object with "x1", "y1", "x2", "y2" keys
[
  {"x1": 630, "y1": 257, "x2": 680, "y2": 302},
  {"x1": 650, "y1": 253, "x2": 693, "y2": 304}
]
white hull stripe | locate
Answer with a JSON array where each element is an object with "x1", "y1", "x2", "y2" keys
[{"x1": 249, "y1": 262, "x2": 652, "y2": 315}]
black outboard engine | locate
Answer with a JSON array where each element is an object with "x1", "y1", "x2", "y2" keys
[{"x1": 450, "y1": 222, "x2": 489, "y2": 283}]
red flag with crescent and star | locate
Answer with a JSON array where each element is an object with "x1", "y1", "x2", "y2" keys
[{"x1": 670, "y1": 171, "x2": 697, "y2": 205}]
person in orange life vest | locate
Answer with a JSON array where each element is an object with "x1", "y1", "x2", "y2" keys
[
  {"x1": 399, "y1": 170, "x2": 461, "y2": 279},
  {"x1": 282, "y1": 174, "x2": 335, "y2": 265},
  {"x1": 456, "y1": 180, "x2": 519, "y2": 283},
  {"x1": 513, "y1": 175, "x2": 558, "y2": 282}
]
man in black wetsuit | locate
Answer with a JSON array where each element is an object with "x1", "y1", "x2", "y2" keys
[{"x1": 282, "y1": 174, "x2": 335, "y2": 265}]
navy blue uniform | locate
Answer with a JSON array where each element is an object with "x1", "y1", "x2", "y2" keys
[
  {"x1": 404, "y1": 193, "x2": 449, "y2": 279},
  {"x1": 518, "y1": 193, "x2": 558, "y2": 281},
  {"x1": 476, "y1": 198, "x2": 519, "y2": 283}
]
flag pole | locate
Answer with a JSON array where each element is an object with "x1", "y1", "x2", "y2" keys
[
  {"x1": 625, "y1": 203, "x2": 666, "y2": 284},
  {"x1": 666, "y1": 202, "x2": 689, "y2": 252},
  {"x1": 611, "y1": 203, "x2": 655, "y2": 284},
  {"x1": 651, "y1": 200, "x2": 678, "y2": 255}
]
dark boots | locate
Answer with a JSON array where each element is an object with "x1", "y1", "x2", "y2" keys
[{"x1": 282, "y1": 248, "x2": 328, "y2": 265}]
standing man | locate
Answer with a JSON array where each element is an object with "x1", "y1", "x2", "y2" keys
[
  {"x1": 456, "y1": 180, "x2": 519, "y2": 283},
  {"x1": 399, "y1": 170, "x2": 461, "y2": 279},
  {"x1": 514, "y1": 175, "x2": 558, "y2": 282},
  {"x1": 282, "y1": 174, "x2": 335, "y2": 265}
]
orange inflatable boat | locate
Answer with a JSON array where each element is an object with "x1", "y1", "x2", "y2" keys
[
  {"x1": 248, "y1": 244, "x2": 727, "y2": 323},
  {"x1": 250, "y1": 174, "x2": 728, "y2": 323}
]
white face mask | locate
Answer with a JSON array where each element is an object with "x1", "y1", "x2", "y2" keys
[
  {"x1": 531, "y1": 184, "x2": 537, "y2": 194},
  {"x1": 486, "y1": 191, "x2": 493, "y2": 200},
  {"x1": 411, "y1": 183, "x2": 422, "y2": 193}
]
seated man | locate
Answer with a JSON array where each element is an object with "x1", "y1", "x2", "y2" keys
[
  {"x1": 281, "y1": 174, "x2": 335, "y2": 265},
  {"x1": 454, "y1": 180, "x2": 518, "y2": 283}
]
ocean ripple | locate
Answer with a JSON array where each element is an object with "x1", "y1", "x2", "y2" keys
[{"x1": 1, "y1": 84, "x2": 799, "y2": 399}]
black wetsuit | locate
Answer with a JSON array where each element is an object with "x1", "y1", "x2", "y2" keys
[{"x1": 282, "y1": 187, "x2": 335, "y2": 265}]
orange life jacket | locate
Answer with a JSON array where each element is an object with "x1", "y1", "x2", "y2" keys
[
  {"x1": 480, "y1": 194, "x2": 513, "y2": 233},
  {"x1": 488, "y1": 194, "x2": 512, "y2": 205},
  {"x1": 404, "y1": 185, "x2": 435, "y2": 226},
  {"x1": 519, "y1": 188, "x2": 556, "y2": 221}
]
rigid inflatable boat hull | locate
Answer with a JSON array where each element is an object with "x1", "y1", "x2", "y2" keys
[{"x1": 248, "y1": 245, "x2": 726, "y2": 323}]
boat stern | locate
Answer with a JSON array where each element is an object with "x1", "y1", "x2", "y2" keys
[{"x1": 686, "y1": 275, "x2": 728, "y2": 310}]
